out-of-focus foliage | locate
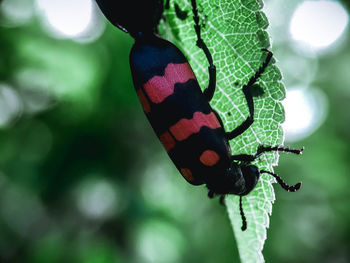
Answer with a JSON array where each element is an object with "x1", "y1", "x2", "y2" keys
[{"x1": 0, "y1": 0, "x2": 349, "y2": 263}]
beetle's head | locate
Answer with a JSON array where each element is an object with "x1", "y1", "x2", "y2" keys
[
  {"x1": 206, "y1": 163, "x2": 260, "y2": 196},
  {"x1": 209, "y1": 161, "x2": 302, "y2": 231},
  {"x1": 238, "y1": 164, "x2": 260, "y2": 196}
]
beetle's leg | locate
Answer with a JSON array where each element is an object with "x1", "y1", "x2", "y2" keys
[
  {"x1": 219, "y1": 195, "x2": 225, "y2": 205},
  {"x1": 208, "y1": 190, "x2": 215, "y2": 199},
  {"x1": 226, "y1": 50, "x2": 273, "y2": 140},
  {"x1": 226, "y1": 84, "x2": 254, "y2": 140},
  {"x1": 246, "y1": 49, "x2": 273, "y2": 88},
  {"x1": 165, "y1": 0, "x2": 170, "y2": 9},
  {"x1": 208, "y1": 191, "x2": 225, "y2": 206},
  {"x1": 191, "y1": 0, "x2": 216, "y2": 102}
]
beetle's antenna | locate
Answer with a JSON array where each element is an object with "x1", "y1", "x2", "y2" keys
[
  {"x1": 255, "y1": 145, "x2": 304, "y2": 159},
  {"x1": 261, "y1": 170, "x2": 302, "y2": 192},
  {"x1": 239, "y1": 196, "x2": 247, "y2": 231}
]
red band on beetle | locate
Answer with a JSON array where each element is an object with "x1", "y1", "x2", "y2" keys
[
  {"x1": 143, "y1": 63, "x2": 195, "y2": 104},
  {"x1": 199, "y1": 150, "x2": 220, "y2": 166},
  {"x1": 136, "y1": 89, "x2": 151, "y2": 113},
  {"x1": 159, "y1": 131, "x2": 176, "y2": 152},
  {"x1": 169, "y1": 112, "x2": 221, "y2": 141},
  {"x1": 180, "y1": 168, "x2": 194, "y2": 182}
]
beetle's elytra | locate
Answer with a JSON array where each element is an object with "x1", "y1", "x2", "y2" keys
[{"x1": 95, "y1": 0, "x2": 304, "y2": 230}]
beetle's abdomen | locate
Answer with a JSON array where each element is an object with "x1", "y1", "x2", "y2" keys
[{"x1": 130, "y1": 36, "x2": 231, "y2": 185}]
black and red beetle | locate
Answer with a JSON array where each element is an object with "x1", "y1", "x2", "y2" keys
[{"x1": 95, "y1": 0, "x2": 303, "y2": 230}]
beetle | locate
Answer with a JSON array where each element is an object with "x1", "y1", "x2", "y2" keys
[{"x1": 95, "y1": 0, "x2": 304, "y2": 230}]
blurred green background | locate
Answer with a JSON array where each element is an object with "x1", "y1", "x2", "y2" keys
[{"x1": 0, "y1": 0, "x2": 349, "y2": 262}]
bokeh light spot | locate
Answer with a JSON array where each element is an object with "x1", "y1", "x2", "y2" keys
[
  {"x1": 35, "y1": 0, "x2": 93, "y2": 38},
  {"x1": 136, "y1": 219, "x2": 184, "y2": 263},
  {"x1": 0, "y1": 0, "x2": 34, "y2": 27},
  {"x1": 282, "y1": 87, "x2": 328, "y2": 142},
  {"x1": 76, "y1": 178, "x2": 120, "y2": 220},
  {"x1": 290, "y1": 1, "x2": 348, "y2": 49},
  {"x1": 0, "y1": 84, "x2": 22, "y2": 128}
]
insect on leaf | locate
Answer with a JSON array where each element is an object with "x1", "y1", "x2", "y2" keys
[{"x1": 160, "y1": 0, "x2": 285, "y2": 262}]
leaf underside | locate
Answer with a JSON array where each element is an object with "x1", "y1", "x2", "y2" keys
[{"x1": 160, "y1": 0, "x2": 285, "y2": 262}]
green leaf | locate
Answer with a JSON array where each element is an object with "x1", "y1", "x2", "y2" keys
[{"x1": 160, "y1": 0, "x2": 285, "y2": 262}]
